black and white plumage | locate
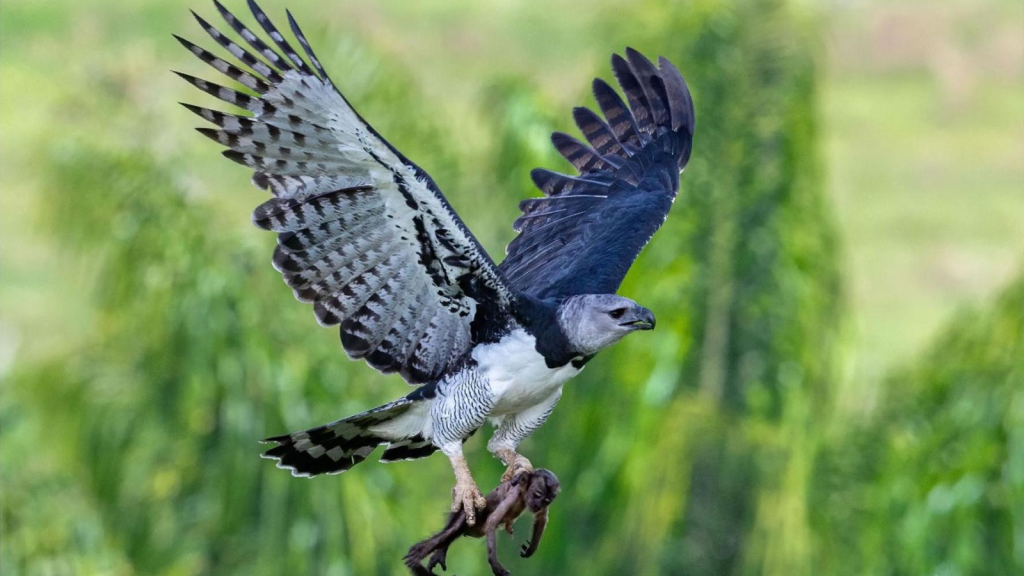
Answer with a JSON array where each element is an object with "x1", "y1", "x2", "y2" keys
[
  {"x1": 177, "y1": 2, "x2": 693, "y2": 515},
  {"x1": 176, "y1": 1, "x2": 512, "y2": 386}
]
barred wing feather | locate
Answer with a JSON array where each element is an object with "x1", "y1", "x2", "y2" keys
[
  {"x1": 500, "y1": 49, "x2": 695, "y2": 300},
  {"x1": 177, "y1": 1, "x2": 512, "y2": 383}
]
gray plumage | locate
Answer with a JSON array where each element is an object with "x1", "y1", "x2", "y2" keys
[{"x1": 179, "y1": 0, "x2": 514, "y2": 385}]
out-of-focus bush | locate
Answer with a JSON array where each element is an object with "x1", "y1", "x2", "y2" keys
[{"x1": 812, "y1": 275, "x2": 1023, "y2": 576}]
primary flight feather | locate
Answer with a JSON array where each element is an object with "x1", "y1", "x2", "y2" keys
[{"x1": 177, "y1": 0, "x2": 694, "y2": 524}]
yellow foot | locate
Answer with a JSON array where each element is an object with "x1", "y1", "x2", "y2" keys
[
  {"x1": 451, "y1": 478, "x2": 487, "y2": 526},
  {"x1": 499, "y1": 452, "x2": 534, "y2": 483}
]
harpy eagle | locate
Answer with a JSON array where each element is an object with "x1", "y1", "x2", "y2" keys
[{"x1": 176, "y1": 1, "x2": 694, "y2": 523}]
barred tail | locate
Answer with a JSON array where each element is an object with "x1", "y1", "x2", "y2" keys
[{"x1": 261, "y1": 396, "x2": 436, "y2": 477}]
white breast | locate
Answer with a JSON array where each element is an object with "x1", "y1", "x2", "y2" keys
[{"x1": 473, "y1": 329, "x2": 582, "y2": 415}]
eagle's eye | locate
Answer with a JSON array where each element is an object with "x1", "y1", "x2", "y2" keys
[{"x1": 609, "y1": 308, "x2": 627, "y2": 319}]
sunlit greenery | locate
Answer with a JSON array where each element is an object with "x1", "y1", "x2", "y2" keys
[{"x1": 1, "y1": 0, "x2": 1020, "y2": 575}]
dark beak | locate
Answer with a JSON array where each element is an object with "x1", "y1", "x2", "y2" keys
[{"x1": 621, "y1": 306, "x2": 656, "y2": 331}]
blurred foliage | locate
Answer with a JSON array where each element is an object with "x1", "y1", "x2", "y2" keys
[
  {"x1": 811, "y1": 276, "x2": 1024, "y2": 576},
  {"x1": 0, "y1": 0, "x2": 1020, "y2": 575}
]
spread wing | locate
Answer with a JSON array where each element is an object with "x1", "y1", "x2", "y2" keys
[
  {"x1": 176, "y1": 1, "x2": 513, "y2": 383},
  {"x1": 499, "y1": 49, "x2": 695, "y2": 300}
]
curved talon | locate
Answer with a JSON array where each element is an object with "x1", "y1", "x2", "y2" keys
[{"x1": 500, "y1": 454, "x2": 534, "y2": 483}]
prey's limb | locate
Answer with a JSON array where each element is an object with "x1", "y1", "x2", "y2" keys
[
  {"x1": 483, "y1": 489, "x2": 521, "y2": 576},
  {"x1": 404, "y1": 511, "x2": 466, "y2": 573},
  {"x1": 520, "y1": 507, "x2": 548, "y2": 558}
]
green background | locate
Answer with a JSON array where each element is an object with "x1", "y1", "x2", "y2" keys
[{"x1": 2, "y1": 0, "x2": 1021, "y2": 575}]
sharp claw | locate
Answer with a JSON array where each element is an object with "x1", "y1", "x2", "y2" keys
[
  {"x1": 500, "y1": 454, "x2": 534, "y2": 483},
  {"x1": 452, "y1": 480, "x2": 485, "y2": 526}
]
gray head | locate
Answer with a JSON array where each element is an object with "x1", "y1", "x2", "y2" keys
[{"x1": 556, "y1": 294, "x2": 655, "y2": 355}]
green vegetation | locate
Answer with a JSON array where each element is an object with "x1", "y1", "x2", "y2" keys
[
  {"x1": 812, "y1": 276, "x2": 1023, "y2": 576},
  {"x1": 1, "y1": 0, "x2": 1020, "y2": 575}
]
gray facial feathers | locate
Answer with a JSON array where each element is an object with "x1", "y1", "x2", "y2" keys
[{"x1": 556, "y1": 294, "x2": 655, "y2": 355}]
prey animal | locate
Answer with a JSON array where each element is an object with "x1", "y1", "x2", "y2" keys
[
  {"x1": 404, "y1": 469, "x2": 560, "y2": 576},
  {"x1": 176, "y1": 1, "x2": 694, "y2": 524}
]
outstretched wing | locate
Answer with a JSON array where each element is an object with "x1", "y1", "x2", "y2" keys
[
  {"x1": 499, "y1": 49, "x2": 695, "y2": 300},
  {"x1": 177, "y1": 1, "x2": 513, "y2": 383}
]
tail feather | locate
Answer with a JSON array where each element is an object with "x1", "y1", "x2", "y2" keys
[
  {"x1": 261, "y1": 397, "x2": 433, "y2": 477},
  {"x1": 379, "y1": 435, "x2": 438, "y2": 463}
]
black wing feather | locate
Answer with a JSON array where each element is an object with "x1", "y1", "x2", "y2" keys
[
  {"x1": 286, "y1": 10, "x2": 332, "y2": 82},
  {"x1": 551, "y1": 132, "x2": 609, "y2": 173},
  {"x1": 610, "y1": 53, "x2": 655, "y2": 138},
  {"x1": 500, "y1": 49, "x2": 695, "y2": 299},
  {"x1": 592, "y1": 78, "x2": 641, "y2": 151},
  {"x1": 246, "y1": 0, "x2": 316, "y2": 76},
  {"x1": 213, "y1": 0, "x2": 294, "y2": 73}
]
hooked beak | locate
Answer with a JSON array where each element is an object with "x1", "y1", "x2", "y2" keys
[{"x1": 620, "y1": 306, "x2": 656, "y2": 331}]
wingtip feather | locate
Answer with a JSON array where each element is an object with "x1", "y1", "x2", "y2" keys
[
  {"x1": 656, "y1": 55, "x2": 695, "y2": 134},
  {"x1": 195, "y1": 126, "x2": 221, "y2": 143},
  {"x1": 222, "y1": 149, "x2": 248, "y2": 165}
]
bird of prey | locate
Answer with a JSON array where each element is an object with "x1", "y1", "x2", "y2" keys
[{"x1": 176, "y1": 1, "x2": 694, "y2": 524}]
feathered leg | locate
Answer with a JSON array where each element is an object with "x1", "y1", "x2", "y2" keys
[
  {"x1": 429, "y1": 375, "x2": 493, "y2": 526},
  {"x1": 487, "y1": 390, "x2": 561, "y2": 481}
]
